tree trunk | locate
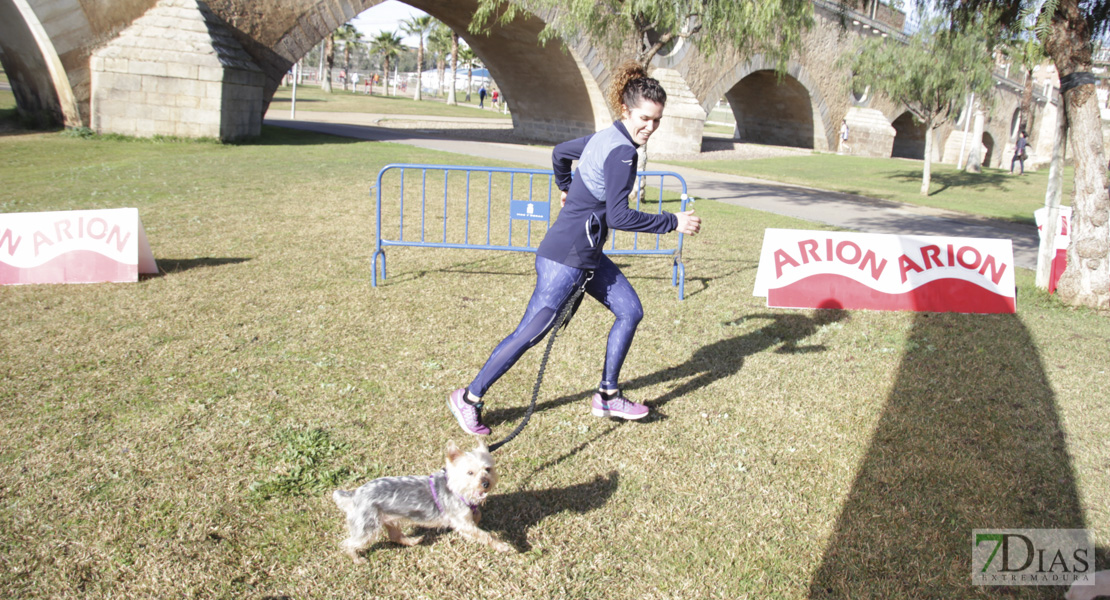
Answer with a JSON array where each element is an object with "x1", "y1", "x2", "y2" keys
[
  {"x1": 447, "y1": 33, "x2": 459, "y2": 105},
  {"x1": 437, "y1": 54, "x2": 445, "y2": 98},
  {"x1": 920, "y1": 123, "x2": 935, "y2": 196},
  {"x1": 1045, "y1": 0, "x2": 1110, "y2": 308},
  {"x1": 343, "y1": 48, "x2": 351, "y2": 92},
  {"x1": 384, "y1": 58, "x2": 391, "y2": 96},
  {"x1": 1036, "y1": 103, "x2": 1068, "y2": 289},
  {"x1": 965, "y1": 108, "x2": 985, "y2": 173},
  {"x1": 1020, "y1": 67, "x2": 1035, "y2": 133},
  {"x1": 414, "y1": 41, "x2": 424, "y2": 101},
  {"x1": 323, "y1": 36, "x2": 334, "y2": 93}
]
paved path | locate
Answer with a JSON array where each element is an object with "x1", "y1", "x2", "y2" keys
[{"x1": 264, "y1": 111, "x2": 1041, "y2": 269}]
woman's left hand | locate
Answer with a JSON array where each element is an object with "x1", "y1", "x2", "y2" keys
[{"x1": 675, "y1": 210, "x2": 701, "y2": 235}]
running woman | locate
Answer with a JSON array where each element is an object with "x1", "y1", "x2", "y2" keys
[{"x1": 448, "y1": 62, "x2": 702, "y2": 435}]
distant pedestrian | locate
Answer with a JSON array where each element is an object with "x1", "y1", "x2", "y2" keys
[
  {"x1": 492, "y1": 90, "x2": 499, "y2": 107},
  {"x1": 839, "y1": 119, "x2": 850, "y2": 154},
  {"x1": 478, "y1": 86, "x2": 487, "y2": 108},
  {"x1": 1011, "y1": 130, "x2": 1029, "y2": 175}
]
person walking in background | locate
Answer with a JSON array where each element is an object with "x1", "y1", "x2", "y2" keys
[
  {"x1": 1011, "y1": 130, "x2": 1029, "y2": 175},
  {"x1": 447, "y1": 61, "x2": 702, "y2": 435},
  {"x1": 478, "y1": 85, "x2": 487, "y2": 108},
  {"x1": 838, "y1": 119, "x2": 850, "y2": 154}
]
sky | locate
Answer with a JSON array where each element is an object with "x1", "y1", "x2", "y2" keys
[{"x1": 349, "y1": 1, "x2": 430, "y2": 47}]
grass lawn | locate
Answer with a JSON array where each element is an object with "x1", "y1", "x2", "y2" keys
[
  {"x1": 666, "y1": 153, "x2": 1075, "y2": 226},
  {"x1": 269, "y1": 84, "x2": 511, "y2": 120},
  {"x1": 1, "y1": 115, "x2": 1108, "y2": 598}
]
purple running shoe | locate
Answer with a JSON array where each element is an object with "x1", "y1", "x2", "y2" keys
[
  {"x1": 591, "y1": 390, "x2": 648, "y2": 420},
  {"x1": 448, "y1": 388, "x2": 491, "y2": 435}
]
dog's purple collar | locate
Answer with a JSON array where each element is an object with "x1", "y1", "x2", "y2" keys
[{"x1": 429, "y1": 470, "x2": 478, "y2": 514}]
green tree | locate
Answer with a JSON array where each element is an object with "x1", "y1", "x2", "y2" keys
[
  {"x1": 447, "y1": 30, "x2": 461, "y2": 105},
  {"x1": 402, "y1": 15, "x2": 435, "y2": 101},
  {"x1": 848, "y1": 16, "x2": 995, "y2": 195},
  {"x1": 457, "y1": 46, "x2": 480, "y2": 102},
  {"x1": 471, "y1": 0, "x2": 814, "y2": 68},
  {"x1": 1002, "y1": 36, "x2": 1047, "y2": 134},
  {"x1": 334, "y1": 24, "x2": 364, "y2": 92},
  {"x1": 429, "y1": 22, "x2": 453, "y2": 98},
  {"x1": 322, "y1": 33, "x2": 335, "y2": 93},
  {"x1": 934, "y1": 0, "x2": 1110, "y2": 308},
  {"x1": 371, "y1": 31, "x2": 404, "y2": 96}
]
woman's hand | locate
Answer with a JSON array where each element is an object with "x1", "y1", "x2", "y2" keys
[
  {"x1": 560, "y1": 190, "x2": 567, "y2": 208},
  {"x1": 675, "y1": 210, "x2": 701, "y2": 235}
]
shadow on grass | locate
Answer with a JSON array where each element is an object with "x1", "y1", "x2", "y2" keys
[
  {"x1": 482, "y1": 470, "x2": 620, "y2": 551},
  {"x1": 267, "y1": 97, "x2": 323, "y2": 103},
  {"x1": 483, "y1": 310, "x2": 846, "y2": 427},
  {"x1": 236, "y1": 125, "x2": 367, "y2": 146},
  {"x1": 262, "y1": 119, "x2": 533, "y2": 149},
  {"x1": 154, "y1": 257, "x2": 250, "y2": 276},
  {"x1": 808, "y1": 312, "x2": 1087, "y2": 598},
  {"x1": 383, "y1": 471, "x2": 620, "y2": 553},
  {"x1": 889, "y1": 168, "x2": 1014, "y2": 197}
]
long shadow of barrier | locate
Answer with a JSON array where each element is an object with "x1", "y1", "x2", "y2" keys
[
  {"x1": 808, "y1": 312, "x2": 1087, "y2": 598},
  {"x1": 484, "y1": 310, "x2": 847, "y2": 427}
]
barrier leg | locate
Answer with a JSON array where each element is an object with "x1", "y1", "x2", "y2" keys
[
  {"x1": 372, "y1": 249, "x2": 387, "y2": 286},
  {"x1": 677, "y1": 262, "x2": 686, "y2": 300}
]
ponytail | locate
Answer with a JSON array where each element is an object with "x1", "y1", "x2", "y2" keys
[{"x1": 607, "y1": 61, "x2": 667, "y2": 117}]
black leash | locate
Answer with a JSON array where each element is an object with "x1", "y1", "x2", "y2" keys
[{"x1": 488, "y1": 271, "x2": 592, "y2": 453}]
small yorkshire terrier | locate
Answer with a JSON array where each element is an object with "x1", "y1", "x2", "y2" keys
[{"x1": 332, "y1": 438, "x2": 510, "y2": 561}]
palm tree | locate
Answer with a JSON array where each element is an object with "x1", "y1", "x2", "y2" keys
[
  {"x1": 334, "y1": 24, "x2": 363, "y2": 92},
  {"x1": 447, "y1": 30, "x2": 460, "y2": 105},
  {"x1": 429, "y1": 22, "x2": 452, "y2": 98},
  {"x1": 457, "y1": 46, "x2": 480, "y2": 103},
  {"x1": 322, "y1": 33, "x2": 335, "y2": 93},
  {"x1": 401, "y1": 15, "x2": 434, "y2": 101},
  {"x1": 371, "y1": 31, "x2": 403, "y2": 97}
]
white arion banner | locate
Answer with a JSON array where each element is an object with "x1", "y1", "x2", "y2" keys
[
  {"x1": 753, "y1": 229, "x2": 1016, "y2": 314},
  {"x1": 0, "y1": 208, "x2": 157, "y2": 285}
]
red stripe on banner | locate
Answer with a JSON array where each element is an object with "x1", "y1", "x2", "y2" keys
[
  {"x1": 1049, "y1": 249, "x2": 1067, "y2": 294},
  {"x1": 768, "y1": 273, "x2": 1015, "y2": 314},
  {"x1": 0, "y1": 250, "x2": 138, "y2": 285}
]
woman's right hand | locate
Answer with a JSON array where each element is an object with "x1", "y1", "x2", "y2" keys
[{"x1": 675, "y1": 210, "x2": 701, "y2": 235}]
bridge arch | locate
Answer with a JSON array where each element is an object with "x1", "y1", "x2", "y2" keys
[
  {"x1": 264, "y1": 0, "x2": 608, "y2": 142},
  {"x1": 2, "y1": 0, "x2": 608, "y2": 141},
  {"x1": 700, "y1": 56, "x2": 833, "y2": 151},
  {"x1": 890, "y1": 111, "x2": 925, "y2": 159}
]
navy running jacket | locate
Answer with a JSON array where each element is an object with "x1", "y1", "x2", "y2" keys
[{"x1": 537, "y1": 121, "x2": 679, "y2": 270}]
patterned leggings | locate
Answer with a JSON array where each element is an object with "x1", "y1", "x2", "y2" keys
[{"x1": 468, "y1": 254, "x2": 643, "y2": 396}]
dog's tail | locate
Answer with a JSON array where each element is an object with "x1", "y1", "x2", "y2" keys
[{"x1": 332, "y1": 489, "x2": 355, "y2": 511}]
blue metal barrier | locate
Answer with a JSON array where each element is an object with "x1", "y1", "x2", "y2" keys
[{"x1": 371, "y1": 163, "x2": 691, "y2": 299}]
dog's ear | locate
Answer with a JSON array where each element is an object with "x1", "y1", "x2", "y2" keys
[
  {"x1": 475, "y1": 436, "x2": 489, "y2": 452},
  {"x1": 446, "y1": 440, "x2": 462, "y2": 464}
]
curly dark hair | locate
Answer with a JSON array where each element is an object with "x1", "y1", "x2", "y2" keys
[{"x1": 606, "y1": 61, "x2": 667, "y2": 117}]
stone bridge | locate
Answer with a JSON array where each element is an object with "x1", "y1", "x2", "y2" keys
[{"x1": 1, "y1": 0, "x2": 1056, "y2": 167}]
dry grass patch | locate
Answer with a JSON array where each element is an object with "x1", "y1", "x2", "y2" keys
[{"x1": 0, "y1": 126, "x2": 1107, "y2": 599}]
